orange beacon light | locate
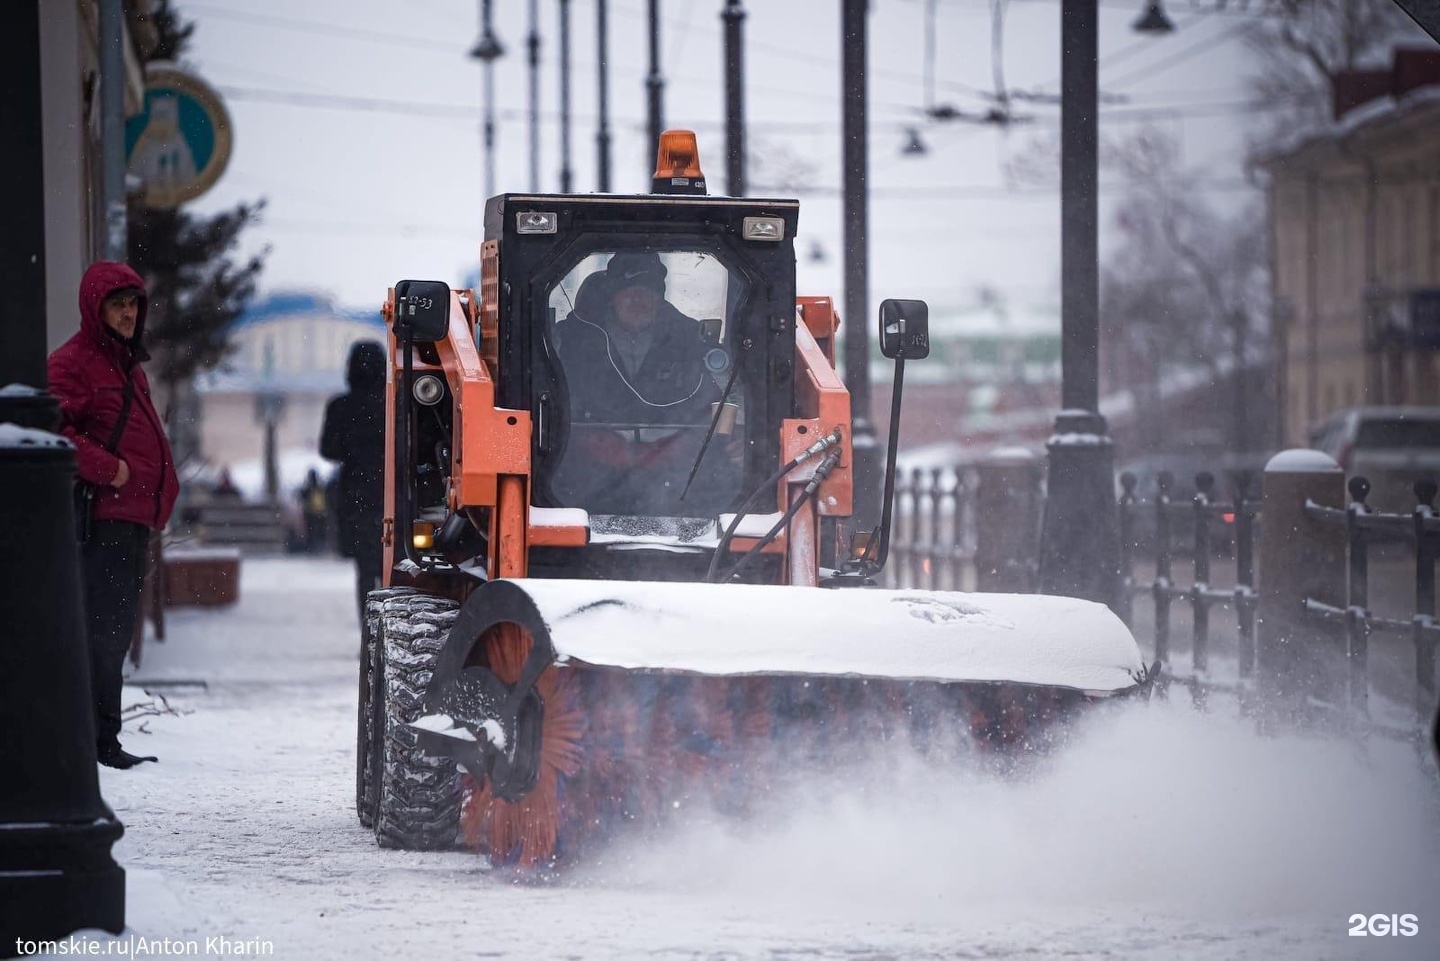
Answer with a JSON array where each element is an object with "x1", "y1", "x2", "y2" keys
[{"x1": 651, "y1": 129, "x2": 707, "y2": 195}]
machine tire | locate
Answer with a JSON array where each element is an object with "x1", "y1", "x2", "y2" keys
[
  {"x1": 373, "y1": 591, "x2": 463, "y2": 850},
  {"x1": 356, "y1": 587, "x2": 416, "y2": 829}
]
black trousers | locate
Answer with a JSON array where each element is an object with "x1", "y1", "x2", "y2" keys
[
  {"x1": 352, "y1": 519, "x2": 384, "y2": 626},
  {"x1": 82, "y1": 520, "x2": 149, "y2": 749}
]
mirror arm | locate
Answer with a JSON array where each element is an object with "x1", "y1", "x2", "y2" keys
[
  {"x1": 862, "y1": 351, "x2": 905, "y2": 572},
  {"x1": 396, "y1": 325, "x2": 422, "y2": 569}
]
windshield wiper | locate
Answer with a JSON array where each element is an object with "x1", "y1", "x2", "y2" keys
[{"x1": 679, "y1": 359, "x2": 742, "y2": 502}]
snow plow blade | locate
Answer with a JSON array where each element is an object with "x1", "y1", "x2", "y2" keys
[
  {"x1": 410, "y1": 579, "x2": 1144, "y2": 870},
  {"x1": 494, "y1": 579, "x2": 1140, "y2": 692}
]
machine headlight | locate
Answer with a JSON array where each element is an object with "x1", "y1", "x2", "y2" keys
[
  {"x1": 517, "y1": 211, "x2": 557, "y2": 234},
  {"x1": 413, "y1": 374, "x2": 445, "y2": 406},
  {"x1": 742, "y1": 216, "x2": 785, "y2": 241}
]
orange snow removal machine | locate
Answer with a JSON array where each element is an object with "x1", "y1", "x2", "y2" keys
[{"x1": 357, "y1": 130, "x2": 1144, "y2": 869}]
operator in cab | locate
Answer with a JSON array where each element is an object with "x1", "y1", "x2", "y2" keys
[
  {"x1": 557, "y1": 250, "x2": 718, "y2": 426},
  {"x1": 553, "y1": 250, "x2": 741, "y2": 515}
]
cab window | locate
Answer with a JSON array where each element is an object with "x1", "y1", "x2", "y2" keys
[{"x1": 545, "y1": 248, "x2": 748, "y2": 517}]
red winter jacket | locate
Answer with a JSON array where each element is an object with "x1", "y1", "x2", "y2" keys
[{"x1": 48, "y1": 262, "x2": 179, "y2": 531}]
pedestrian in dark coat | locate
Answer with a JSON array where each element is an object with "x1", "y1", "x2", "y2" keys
[
  {"x1": 48, "y1": 260, "x2": 179, "y2": 769},
  {"x1": 320, "y1": 341, "x2": 386, "y2": 620}
]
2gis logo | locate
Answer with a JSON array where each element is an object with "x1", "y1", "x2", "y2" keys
[{"x1": 1348, "y1": 913, "x2": 1419, "y2": 937}]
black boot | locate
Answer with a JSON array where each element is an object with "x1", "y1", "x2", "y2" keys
[{"x1": 97, "y1": 743, "x2": 157, "y2": 769}]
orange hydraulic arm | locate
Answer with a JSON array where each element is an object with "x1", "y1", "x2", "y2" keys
[
  {"x1": 380, "y1": 285, "x2": 532, "y2": 585},
  {"x1": 778, "y1": 297, "x2": 854, "y2": 585}
]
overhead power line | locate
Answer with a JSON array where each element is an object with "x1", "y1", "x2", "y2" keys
[
  {"x1": 244, "y1": 176, "x2": 1261, "y2": 242},
  {"x1": 261, "y1": 216, "x2": 477, "y2": 239},
  {"x1": 215, "y1": 81, "x2": 1300, "y2": 131},
  {"x1": 1106, "y1": 17, "x2": 1258, "y2": 89},
  {"x1": 187, "y1": 0, "x2": 1271, "y2": 120},
  {"x1": 761, "y1": 177, "x2": 1262, "y2": 200},
  {"x1": 212, "y1": 84, "x2": 859, "y2": 132},
  {"x1": 183, "y1": 3, "x2": 463, "y2": 52}
]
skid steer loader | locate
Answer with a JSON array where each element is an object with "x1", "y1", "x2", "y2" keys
[{"x1": 356, "y1": 131, "x2": 1144, "y2": 868}]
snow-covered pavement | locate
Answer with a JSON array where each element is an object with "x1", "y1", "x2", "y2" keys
[{"x1": 61, "y1": 557, "x2": 1440, "y2": 958}]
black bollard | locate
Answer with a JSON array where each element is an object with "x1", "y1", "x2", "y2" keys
[
  {"x1": 0, "y1": 383, "x2": 63, "y2": 432},
  {"x1": 0, "y1": 409, "x2": 125, "y2": 951}
]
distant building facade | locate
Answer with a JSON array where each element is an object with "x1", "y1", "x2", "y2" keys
[
  {"x1": 1263, "y1": 47, "x2": 1440, "y2": 446},
  {"x1": 196, "y1": 291, "x2": 386, "y2": 478}
]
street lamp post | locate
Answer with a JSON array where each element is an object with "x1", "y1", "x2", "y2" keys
[
  {"x1": 1037, "y1": 0, "x2": 1118, "y2": 608},
  {"x1": 722, "y1": 0, "x2": 746, "y2": 197},
  {"x1": 646, "y1": 0, "x2": 665, "y2": 170},
  {"x1": 841, "y1": 0, "x2": 882, "y2": 531},
  {"x1": 596, "y1": 0, "x2": 612, "y2": 191},
  {"x1": 527, "y1": 0, "x2": 541, "y2": 193},
  {"x1": 558, "y1": 0, "x2": 573, "y2": 193},
  {"x1": 469, "y1": 0, "x2": 505, "y2": 201},
  {"x1": 99, "y1": 0, "x2": 127, "y2": 260}
]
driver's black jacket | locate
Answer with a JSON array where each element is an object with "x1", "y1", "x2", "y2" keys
[{"x1": 554, "y1": 302, "x2": 720, "y2": 426}]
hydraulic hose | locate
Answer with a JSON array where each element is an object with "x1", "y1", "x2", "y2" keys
[
  {"x1": 705, "y1": 429, "x2": 843, "y2": 583},
  {"x1": 714, "y1": 447, "x2": 842, "y2": 583}
]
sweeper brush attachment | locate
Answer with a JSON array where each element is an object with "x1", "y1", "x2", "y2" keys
[{"x1": 408, "y1": 579, "x2": 1142, "y2": 870}]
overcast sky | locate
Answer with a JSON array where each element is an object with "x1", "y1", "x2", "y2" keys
[{"x1": 178, "y1": 0, "x2": 1263, "y2": 321}]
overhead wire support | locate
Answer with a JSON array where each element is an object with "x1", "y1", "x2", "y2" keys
[
  {"x1": 528, "y1": 0, "x2": 542, "y2": 193},
  {"x1": 99, "y1": 0, "x2": 127, "y2": 259},
  {"x1": 841, "y1": 0, "x2": 880, "y2": 531},
  {"x1": 469, "y1": 0, "x2": 505, "y2": 201},
  {"x1": 559, "y1": 0, "x2": 573, "y2": 193},
  {"x1": 990, "y1": 0, "x2": 1010, "y2": 117},
  {"x1": 596, "y1": 0, "x2": 612, "y2": 191},
  {"x1": 646, "y1": 0, "x2": 666, "y2": 174},
  {"x1": 723, "y1": 0, "x2": 746, "y2": 196}
]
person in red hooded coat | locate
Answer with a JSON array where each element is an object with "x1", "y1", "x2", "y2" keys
[{"x1": 48, "y1": 261, "x2": 179, "y2": 769}]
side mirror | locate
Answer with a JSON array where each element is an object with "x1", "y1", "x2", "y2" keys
[
  {"x1": 393, "y1": 280, "x2": 452, "y2": 344},
  {"x1": 878, "y1": 298, "x2": 930, "y2": 360},
  {"x1": 844, "y1": 298, "x2": 929, "y2": 581}
]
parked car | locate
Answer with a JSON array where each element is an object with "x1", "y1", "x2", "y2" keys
[{"x1": 1308, "y1": 406, "x2": 1440, "y2": 513}]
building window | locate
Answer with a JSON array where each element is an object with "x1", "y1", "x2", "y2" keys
[
  {"x1": 1431, "y1": 183, "x2": 1440, "y2": 281},
  {"x1": 1405, "y1": 189, "x2": 1419, "y2": 285}
]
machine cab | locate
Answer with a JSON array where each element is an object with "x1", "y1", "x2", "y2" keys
[{"x1": 483, "y1": 193, "x2": 802, "y2": 523}]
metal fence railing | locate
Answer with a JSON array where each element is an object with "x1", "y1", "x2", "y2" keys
[
  {"x1": 882, "y1": 454, "x2": 1044, "y2": 594},
  {"x1": 884, "y1": 454, "x2": 1437, "y2": 738},
  {"x1": 1300, "y1": 477, "x2": 1439, "y2": 728},
  {"x1": 1117, "y1": 469, "x2": 1260, "y2": 708},
  {"x1": 883, "y1": 467, "x2": 974, "y2": 592}
]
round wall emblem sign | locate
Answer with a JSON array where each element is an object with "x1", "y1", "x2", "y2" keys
[{"x1": 124, "y1": 63, "x2": 233, "y2": 209}]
